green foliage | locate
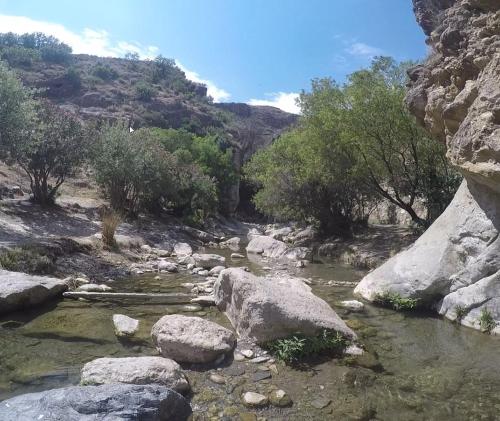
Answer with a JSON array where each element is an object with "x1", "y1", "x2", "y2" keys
[
  {"x1": 64, "y1": 67, "x2": 82, "y2": 90},
  {"x1": 9, "y1": 101, "x2": 87, "y2": 205},
  {"x1": 454, "y1": 305, "x2": 467, "y2": 323},
  {"x1": 265, "y1": 330, "x2": 348, "y2": 364},
  {"x1": 374, "y1": 291, "x2": 419, "y2": 311},
  {"x1": 0, "y1": 246, "x2": 55, "y2": 274},
  {"x1": 0, "y1": 32, "x2": 72, "y2": 64},
  {"x1": 1, "y1": 46, "x2": 40, "y2": 67},
  {"x1": 245, "y1": 57, "x2": 460, "y2": 235},
  {"x1": 479, "y1": 308, "x2": 496, "y2": 334},
  {"x1": 92, "y1": 63, "x2": 119, "y2": 81},
  {"x1": 0, "y1": 62, "x2": 35, "y2": 160},
  {"x1": 135, "y1": 80, "x2": 157, "y2": 101},
  {"x1": 91, "y1": 125, "x2": 218, "y2": 222},
  {"x1": 124, "y1": 52, "x2": 140, "y2": 61}
]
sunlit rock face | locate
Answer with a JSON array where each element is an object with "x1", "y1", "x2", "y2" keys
[{"x1": 355, "y1": 0, "x2": 500, "y2": 333}]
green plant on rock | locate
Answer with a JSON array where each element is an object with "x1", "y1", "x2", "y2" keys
[
  {"x1": 265, "y1": 330, "x2": 348, "y2": 364},
  {"x1": 374, "y1": 291, "x2": 419, "y2": 311},
  {"x1": 454, "y1": 305, "x2": 467, "y2": 323},
  {"x1": 479, "y1": 308, "x2": 496, "y2": 334}
]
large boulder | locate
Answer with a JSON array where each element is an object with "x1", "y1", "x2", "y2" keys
[
  {"x1": 192, "y1": 253, "x2": 226, "y2": 269},
  {"x1": 246, "y1": 236, "x2": 289, "y2": 259},
  {"x1": 355, "y1": 0, "x2": 500, "y2": 332},
  {"x1": 214, "y1": 268, "x2": 356, "y2": 343},
  {"x1": 0, "y1": 270, "x2": 67, "y2": 315},
  {"x1": 151, "y1": 315, "x2": 236, "y2": 363},
  {"x1": 81, "y1": 356, "x2": 190, "y2": 393},
  {"x1": 0, "y1": 384, "x2": 192, "y2": 421}
]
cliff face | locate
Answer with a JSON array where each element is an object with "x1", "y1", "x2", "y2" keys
[{"x1": 355, "y1": 0, "x2": 500, "y2": 333}]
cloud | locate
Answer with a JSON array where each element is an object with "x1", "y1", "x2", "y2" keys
[
  {"x1": 346, "y1": 42, "x2": 384, "y2": 59},
  {"x1": 0, "y1": 14, "x2": 231, "y2": 101},
  {"x1": 176, "y1": 61, "x2": 230, "y2": 102},
  {"x1": 248, "y1": 92, "x2": 300, "y2": 114}
]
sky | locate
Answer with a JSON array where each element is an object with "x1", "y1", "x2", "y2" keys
[{"x1": 0, "y1": 0, "x2": 427, "y2": 113}]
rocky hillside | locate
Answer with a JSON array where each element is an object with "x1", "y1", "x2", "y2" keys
[
  {"x1": 356, "y1": 0, "x2": 500, "y2": 333},
  {"x1": 7, "y1": 52, "x2": 297, "y2": 212}
]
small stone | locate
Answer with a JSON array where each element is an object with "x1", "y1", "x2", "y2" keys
[
  {"x1": 181, "y1": 304, "x2": 203, "y2": 312},
  {"x1": 187, "y1": 263, "x2": 195, "y2": 270},
  {"x1": 344, "y1": 345, "x2": 364, "y2": 356},
  {"x1": 295, "y1": 260, "x2": 306, "y2": 268},
  {"x1": 224, "y1": 366, "x2": 245, "y2": 376},
  {"x1": 241, "y1": 349, "x2": 254, "y2": 358},
  {"x1": 112, "y1": 314, "x2": 139, "y2": 338},
  {"x1": 311, "y1": 397, "x2": 331, "y2": 409},
  {"x1": 141, "y1": 244, "x2": 152, "y2": 253},
  {"x1": 209, "y1": 374, "x2": 226, "y2": 384},
  {"x1": 233, "y1": 352, "x2": 246, "y2": 362},
  {"x1": 198, "y1": 270, "x2": 209, "y2": 276},
  {"x1": 340, "y1": 300, "x2": 364, "y2": 311},
  {"x1": 231, "y1": 253, "x2": 245, "y2": 259},
  {"x1": 239, "y1": 413, "x2": 258, "y2": 421},
  {"x1": 269, "y1": 364, "x2": 279, "y2": 375},
  {"x1": 242, "y1": 392, "x2": 268, "y2": 407},
  {"x1": 269, "y1": 389, "x2": 292, "y2": 407},
  {"x1": 154, "y1": 275, "x2": 161, "y2": 280},
  {"x1": 257, "y1": 365, "x2": 270, "y2": 371},
  {"x1": 191, "y1": 296, "x2": 216, "y2": 306},
  {"x1": 252, "y1": 371, "x2": 271, "y2": 382}
]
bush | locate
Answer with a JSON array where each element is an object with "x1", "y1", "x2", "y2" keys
[
  {"x1": 1, "y1": 46, "x2": 40, "y2": 67},
  {"x1": 479, "y1": 308, "x2": 496, "y2": 334},
  {"x1": 135, "y1": 81, "x2": 156, "y2": 101},
  {"x1": 101, "y1": 210, "x2": 122, "y2": 249},
  {"x1": 265, "y1": 330, "x2": 348, "y2": 364},
  {"x1": 0, "y1": 246, "x2": 55, "y2": 274},
  {"x1": 64, "y1": 67, "x2": 82, "y2": 90},
  {"x1": 374, "y1": 292, "x2": 419, "y2": 311},
  {"x1": 92, "y1": 63, "x2": 119, "y2": 81},
  {"x1": 40, "y1": 43, "x2": 72, "y2": 64}
]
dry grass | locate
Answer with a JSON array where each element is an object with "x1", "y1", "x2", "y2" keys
[{"x1": 101, "y1": 210, "x2": 122, "y2": 249}]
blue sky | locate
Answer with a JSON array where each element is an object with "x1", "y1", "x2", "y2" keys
[{"x1": 0, "y1": 0, "x2": 427, "y2": 112}]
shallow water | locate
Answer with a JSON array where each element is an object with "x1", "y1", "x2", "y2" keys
[{"x1": 1, "y1": 250, "x2": 500, "y2": 420}]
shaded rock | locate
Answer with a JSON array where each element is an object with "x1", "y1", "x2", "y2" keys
[
  {"x1": 112, "y1": 314, "x2": 139, "y2": 337},
  {"x1": 311, "y1": 397, "x2": 331, "y2": 409},
  {"x1": 209, "y1": 265, "x2": 225, "y2": 276},
  {"x1": 231, "y1": 253, "x2": 245, "y2": 259},
  {"x1": 0, "y1": 384, "x2": 192, "y2": 421},
  {"x1": 209, "y1": 373, "x2": 226, "y2": 384},
  {"x1": 151, "y1": 314, "x2": 236, "y2": 363},
  {"x1": 215, "y1": 268, "x2": 355, "y2": 343},
  {"x1": 242, "y1": 391, "x2": 268, "y2": 407},
  {"x1": 192, "y1": 253, "x2": 226, "y2": 269},
  {"x1": 77, "y1": 283, "x2": 112, "y2": 292},
  {"x1": 220, "y1": 236, "x2": 241, "y2": 250},
  {"x1": 284, "y1": 247, "x2": 312, "y2": 261},
  {"x1": 190, "y1": 295, "x2": 216, "y2": 306},
  {"x1": 158, "y1": 260, "x2": 178, "y2": 273},
  {"x1": 252, "y1": 371, "x2": 271, "y2": 382},
  {"x1": 80, "y1": 356, "x2": 189, "y2": 393},
  {"x1": 0, "y1": 270, "x2": 67, "y2": 315}
]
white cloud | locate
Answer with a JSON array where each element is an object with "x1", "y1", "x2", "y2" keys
[
  {"x1": 248, "y1": 92, "x2": 300, "y2": 114},
  {"x1": 0, "y1": 14, "x2": 230, "y2": 101},
  {"x1": 346, "y1": 42, "x2": 384, "y2": 59},
  {"x1": 176, "y1": 61, "x2": 230, "y2": 102}
]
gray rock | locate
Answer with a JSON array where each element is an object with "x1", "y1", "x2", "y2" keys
[
  {"x1": 269, "y1": 389, "x2": 292, "y2": 407},
  {"x1": 220, "y1": 236, "x2": 241, "y2": 250},
  {"x1": 209, "y1": 265, "x2": 225, "y2": 276},
  {"x1": 174, "y1": 242, "x2": 193, "y2": 256},
  {"x1": 112, "y1": 314, "x2": 139, "y2": 337},
  {"x1": 0, "y1": 383, "x2": 192, "y2": 421},
  {"x1": 151, "y1": 314, "x2": 236, "y2": 363},
  {"x1": 190, "y1": 295, "x2": 216, "y2": 306},
  {"x1": 284, "y1": 247, "x2": 312, "y2": 261},
  {"x1": 340, "y1": 300, "x2": 365, "y2": 312},
  {"x1": 157, "y1": 260, "x2": 178, "y2": 273},
  {"x1": 231, "y1": 253, "x2": 245, "y2": 259},
  {"x1": 246, "y1": 235, "x2": 288, "y2": 259},
  {"x1": 242, "y1": 391, "x2": 268, "y2": 407},
  {"x1": 0, "y1": 270, "x2": 67, "y2": 315},
  {"x1": 192, "y1": 253, "x2": 226, "y2": 269},
  {"x1": 81, "y1": 356, "x2": 190, "y2": 393},
  {"x1": 77, "y1": 284, "x2": 112, "y2": 293},
  {"x1": 215, "y1": 268, "x2": 356, "y2": 343}
]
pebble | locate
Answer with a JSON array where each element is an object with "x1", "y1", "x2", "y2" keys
[
  {"x1": 269, "y1": 364, "x2": 279, "y2": 375},
  {"x1": 241, "y1": 349, "x2": 254, "y2": 358},
  {"x1": 233, "y1": 352, "x2": 246, "y2": 362},
  {"x1": 242, "y1": 392, "x2": 269, "y2": 407},
  {"x1": 340, "y1": 300, "x2": 365, "y2": 311},
  {"x1": 224, "y1": 366, "x2": 245, "y2": 376},
  {"x1": 209, "y1": 373, "x2": 226, "y2": 384},
  {"x1": 269, "y1": 389, "x2": 292, "y2": 407},
  {"x1": 239, "y1": 413, "x2": 258, "y2": 421},
  {"x1": 231, "y1": 253, "x2": 245, "y2": 259},
  {"x1": 252, "y1": 371, "x2": 271, "y2": 382},
  {"x1": 344, "y1": 344, "x2": 364, "y2": 356},
  {"x1": 249, "y1": 356, "x2": 269, "y2": 364}
]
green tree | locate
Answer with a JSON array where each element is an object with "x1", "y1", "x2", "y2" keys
[{"x1": 10, "y1": 101, "x2": 87, "y2": 205}]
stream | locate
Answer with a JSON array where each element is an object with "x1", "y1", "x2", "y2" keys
[{"x1": 1, "y1": 249, "x2": 500, "y2": 420}]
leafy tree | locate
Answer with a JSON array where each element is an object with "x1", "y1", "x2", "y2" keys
[
  {"x1": 1, "y1": 46, "x2": 40, "y2": 67},
  {"x1": 135, "y1": 80, "x2": 157, "y2": 101},
  {"x1": 9, "y1": 101, "x2": 87, "y2": 205},
  {"x1": 124, "y1": 52, "x2": 140, "y2": 61},
  {"x1": 0, "y1": 62, "x2": 35, "y2": 160},
  {"x1": 92, "y1": 63, "x2": 119, "y2": 81}
]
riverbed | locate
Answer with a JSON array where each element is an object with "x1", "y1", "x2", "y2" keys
[{"x1": 1, "y1": 249, "x2": 499, "y2": 420}]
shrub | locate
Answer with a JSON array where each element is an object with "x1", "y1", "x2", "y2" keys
[
  {"x1": 374, "y1": 292, "x2": 419, "y2": 311},
  {"x1": 92, "y1": 63, "x2": 119, "y2": 81},
  {"x1": 64, "y1": 67, "x2": 82, "y2": 90},
  {"x1": 265, "y1": 330, "x2": 348, "y2": 364},
  {"x1": 479, "y1": 308, "x2": 496, "y2": 334},
  {"x1": 1, "y1": 46, "x2": 40, "y2": 67},
  {"x1": 135, "y1": 81, "x2": 156, "y2": 101},
  {"x1": 101, "y1": 210, "x2": 122, "y2": 249},
  {"x1": 0, "y1": 246, "x2": 55, "y2": 274},
  {"x1": 454, "y1": 305, "x2": 467, "y2": 323},
  {"x1": 40, "y1": 43, "x2": 72, "y2": 64}
]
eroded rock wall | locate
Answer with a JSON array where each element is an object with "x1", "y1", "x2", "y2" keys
[{"x1": 355, "y1": 0, "x2": 500, "y2": 333}]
